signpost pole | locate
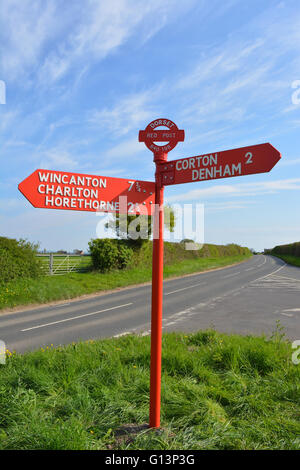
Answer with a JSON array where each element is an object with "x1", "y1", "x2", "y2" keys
[{"x1": 149, "y1": 151, "x2": 167, "y2": 428}]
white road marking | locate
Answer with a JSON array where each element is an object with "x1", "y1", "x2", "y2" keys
[
  {"x1": 21, "y1": 303, "x2": 133, "y2": 332},
  {"x1": 254, "y1": 261, "x2": 286, "y2": 281},
  {"x1": 274, "y1": 275, "x2": 300, "y2": 283},
  {"x1": 52, "y1": 303, "x2": 70, "y2": 308},
  {"x1": 113, "y1": 331, "x2": 131, "y2": 338},
  {"x1": 280, "y1": 313, "x2": 294, "y2": 317},
  {"x1": 245, "y1": 267, "x2": 254, "y2": 271},
  {"x1": 223, "y1": 272, "x2": 240, "y2": 278},
  {"x1": 164, "y1": 282, "x2": 206, "y2": 296},
  {"x1": 283, "y1": 308, "x2": 300, "y2": 312},
  {"x1": 140, "y1": 331, "x2": 150, "y2": 336},
  {"x1": 166, "y1": 257, "x2": 287, "y2": 320},
  {"x1": 253, "y1": 255, "x2": 267, "y2": 268}
]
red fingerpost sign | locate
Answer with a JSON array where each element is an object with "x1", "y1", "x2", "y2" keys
[
  {"x1": 18, "y1": 169, "x2": 155, "y2": 214},
  {"x1": 18, "y1": 117, "x2": 282, "y2": 432},
  {"x1": 139, "y1": 118, "x2": 185, "y2": 429},
  {"x1": 138, "y1": 121, "x2": 282, "y2": 430},
  {"x1": 139, "y1": 118, "x2": 184, "y2": 154},
  {"x1": 158, "y1": 143, "x2": 281, "y2": 186}
]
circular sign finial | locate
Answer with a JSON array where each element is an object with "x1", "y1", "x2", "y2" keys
[{"x1": 139, "y1": 119, "x2": 185, "y2": 155}]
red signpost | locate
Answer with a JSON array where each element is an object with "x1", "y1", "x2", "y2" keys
[
  {"x1": 18, "y1": 119, "x2": 282, "y2": 430},
  {"x1": 18, "y1": 169, "x2": 155, "y2": 214},
  {"x1": 139, "y1": 121, "x2": 281, "y2": 429},
  {"x1": 139, "y1": 119, "x2": 185, "y2": 428},
  {"x1": 157, "y1": 143, "x2": 281, "y2": 186}
]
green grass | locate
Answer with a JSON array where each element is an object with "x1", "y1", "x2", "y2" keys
[
  {"x1": 0, "y1": 254, "x2": 250, "y2": 311},
  {"x1": 1, "y1": 329, "x2": 299, "y2": 450},
  {"x1": 271, "y1": 253, "x2": 300, "y2": 268}
]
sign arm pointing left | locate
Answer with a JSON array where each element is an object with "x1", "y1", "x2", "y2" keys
[{"x1": 18, "y1": 169, "x2": 155, "y2": 214}]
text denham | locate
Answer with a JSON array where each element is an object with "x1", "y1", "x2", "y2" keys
[
  {"x1": 37, "y1": 172, "x2": 121, "y2": 211},
  {"x1": 176, "y1": 154, "x2": 242, "y2": 180}
]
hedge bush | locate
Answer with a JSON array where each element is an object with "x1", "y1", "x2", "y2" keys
[
  {"x1": 88, "y1": 239, "x2": 133, "y2": 272},
  {"x1": 0, "y1": 237, "x2": 42, "y2": 285},
  {"x1": 131, "y1": 241, "x2": 251, "y2": 267},
  {"x1": 272, "y1": 242, "x2": 300, "y2": 257}
]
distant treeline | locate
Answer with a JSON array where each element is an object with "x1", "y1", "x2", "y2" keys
[{"x1": 268, "y1": 241, "x2": 300, "y2": 257}]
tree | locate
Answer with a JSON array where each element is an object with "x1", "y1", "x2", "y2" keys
[
  {"x1": 105, "y1": 204, "x2": 176, "y2": 247},
  {"x1": 73, "y1": 249, "x2": 83, "y2": 255}
]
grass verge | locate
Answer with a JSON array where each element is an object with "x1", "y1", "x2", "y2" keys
[
  {"x1": 0, "y1": 329, "x2": 299, "y2": 450},
  {"x1": 0, "y1": 254, "x2": 250, "y2": 311},
  {"x1": 271, "y1": 253, "x2": 300, "y2": 268}
]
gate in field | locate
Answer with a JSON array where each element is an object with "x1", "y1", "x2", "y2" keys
[{"x1": 37, "y1": 254, "x2": 91, "y2": 275}]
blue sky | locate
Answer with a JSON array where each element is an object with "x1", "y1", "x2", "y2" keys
[{"x1": 0, "y1": 0, "x2": 300, "y2": 252}]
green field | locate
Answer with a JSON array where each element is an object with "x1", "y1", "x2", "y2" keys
[
  {"x1": 0, "y1": 254, "x2": 250, "y2": 311},
  {"x1": 1, "y1": 329, "x2": 299, "y2": 450}
]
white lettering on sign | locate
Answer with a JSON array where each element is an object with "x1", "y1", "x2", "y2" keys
[
  {"x1": 150, "y1": 143, "x2": 172, "y2": 152},
  {"x1": 38, "y1": 172, "x2": 107, "y2": 188},
  {"x1": 150, "y1": 119, "x2": 174, "y2": 129},
  {"x1": 192, "y1": 163, "x2": 242, "y2": 181},
  {"x1": 16, "y1": 171, "x2": 156, "y2": 214},
  {"x1": 176, "y1": 154, "x2": 218, "y2": 171},
  {"x1": 44, "y1": 196, "x2": 136, "y2": 212},
  {"x1": 162, "y1": 133, "x2": 175, "y2": 139},
  {"x1": 38, "y1": 184, "x2": 99, "y2": 199},
  {"x1": 245, "y1": 152, "x2": 253, "y2": 164}
]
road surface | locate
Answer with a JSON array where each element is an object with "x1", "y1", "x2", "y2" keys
[{"x1": 1, "y1": 255, "x2": 300, "y2": 353}]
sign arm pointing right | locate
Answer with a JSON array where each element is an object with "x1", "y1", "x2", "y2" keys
[{"x1": 158, "y1": 143, "x2": 281, "y2": 186}]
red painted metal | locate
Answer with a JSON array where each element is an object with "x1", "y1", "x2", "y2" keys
[
  {"x1": 18, "y1": 169, "x2": 155, "y2": 214},
  {"x1": 139, "y1": 119, "x2": 185, "y2": 429},
  {"x1": 149, "y1": 151, "x2": 167, "y2": 428},
  {"x1": 139, "y1": 118, "x2": 184, "y2": 154},
  {"x1": 158, "y1": 143, "x2": 281, "y2": 186}
]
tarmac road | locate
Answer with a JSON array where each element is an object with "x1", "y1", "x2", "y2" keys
[{"x1": 1, "y1": 255, "x2": 299, "y2": 353}]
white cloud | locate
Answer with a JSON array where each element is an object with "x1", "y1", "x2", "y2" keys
[
  {"x1": 38, "y1": 148, "x2": 79, "y2": 170},
  {"x1": 204, "y1": 200, "x2": 256, "y2": 212},
  {"x1": 173, "y1": 5, "x2": 300, "y2": 132},
  {"x1": 105, "y1": 138, "x2": 144, "y2": 159},
  {"x1": 279, "y1": 158, "x2": 300, "y2": 167},
  {"x1": 0, "y1": 110, "x2": 19, "y2": 132},
  {"x1": 0, "y1": 0, "x2": 60, "y2": 80},
  {"x1": 88, "y1": 89, "x2": 160, "y2": 136},
  {"x1": 0, "y1": 0, "x2": 196, "y2": 85},
  {"x1": 166, "y1": 178, "x2": 300, "y2": 203}
]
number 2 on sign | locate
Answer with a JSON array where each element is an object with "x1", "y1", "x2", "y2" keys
[{"x1": 245, "y1": 152, "x2": 253, "y2": 164}]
